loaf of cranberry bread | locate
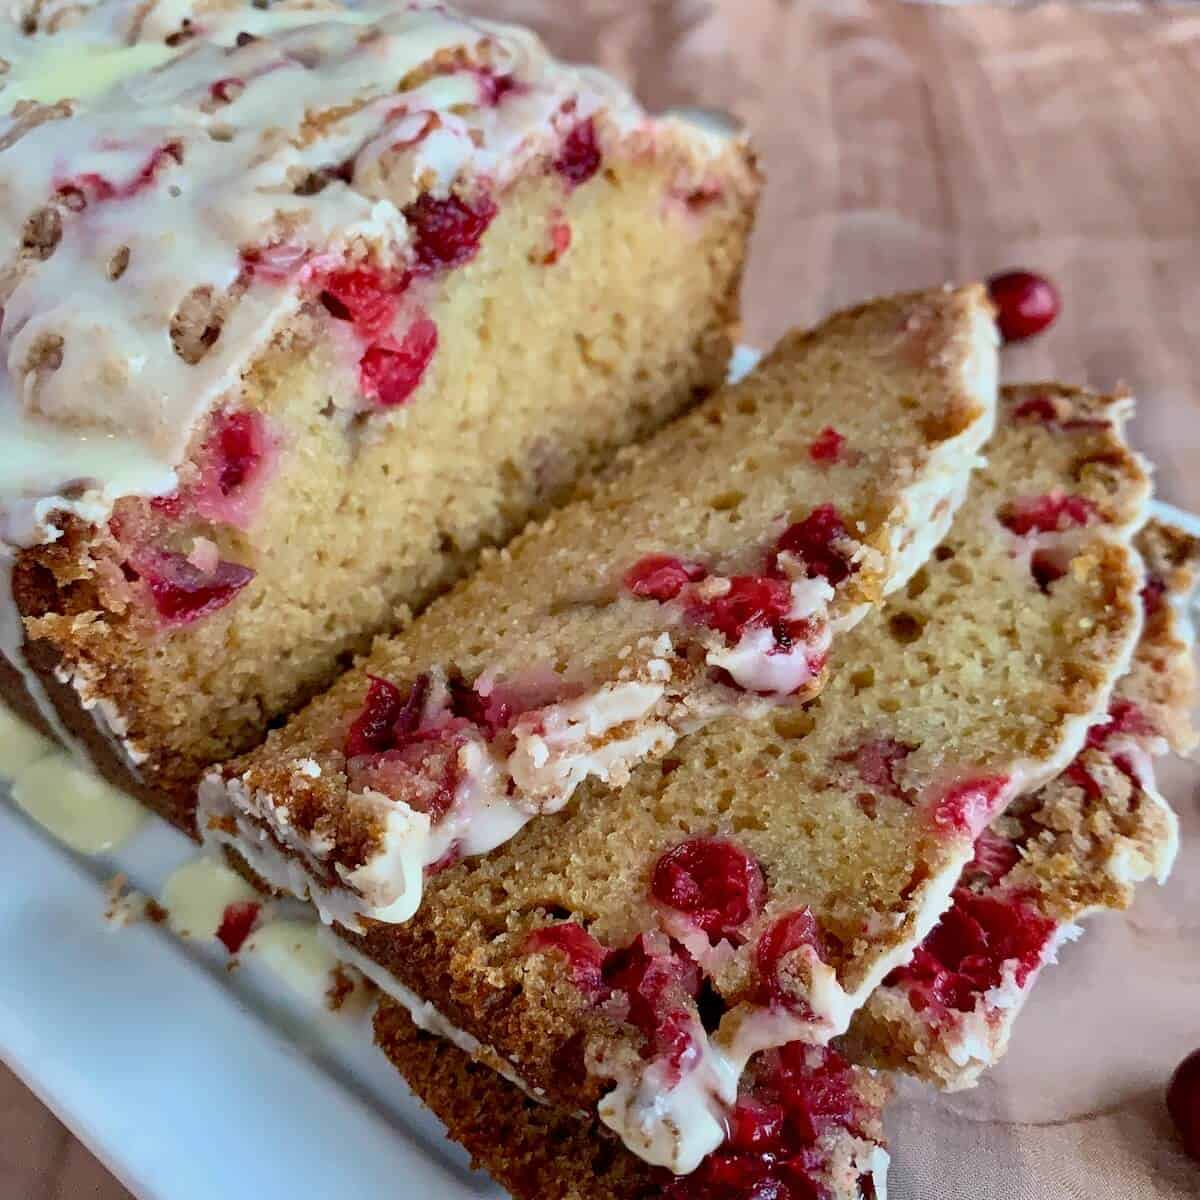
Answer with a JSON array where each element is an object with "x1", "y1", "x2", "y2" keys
[
  {"x1": 846, "y1": 513, "x2": 1197, "y2": 1091},
  {"x1": 0, "y1": 0, "x2": 759, "y2": 831},
  {"x1": 373, "y1": 996, "x2": 891, "y2": 1200},
  {"x1": 201, "y1": 285, "x2": 1000, "y2": 927},
  {"x1": 317, "y1": 382, "x2": 1147, "y2": 1183}
]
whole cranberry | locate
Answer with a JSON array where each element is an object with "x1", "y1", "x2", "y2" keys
[
  {"x1": 1168, "y1": 1048, "x2": 1200, "y2": 1161},
  {"x1": 986, "y1": 270, "x2": 1060, "y2": 343}
]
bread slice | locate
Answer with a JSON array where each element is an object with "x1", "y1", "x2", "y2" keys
[
  {"x1": 372, "y1": 996, "x2": 890, "y2": 1200},
  {"x1": 201, "y1": 285, "x2": 999, "y2": 928},
  {"x1": 845, "y1": 516, "x2": 1198, "y2": 1090},
  {"x1": 311, "y1": 382, "x2": 1148, "y2": 1179},
  {"x1": 0, "y1": 0, "x2": 759, "y2": 832}
]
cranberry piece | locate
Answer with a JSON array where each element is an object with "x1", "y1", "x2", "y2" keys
[
  {"x1": 358, "y1": 317, "x2": 438, "y2": 408},
  {"x1": 665, "y1": 1042, "x2": 870, "y2": 1200},
  {"x1": 1087, "y1": 698, "x2": 1153, "y2": 750},
  {"x1": 841, "y1": 737, "x2": 913, "y2": 800},
  {"x1": 404, "y1": 192, "x2": 497, "y2": 273},
  {"x1": 1168, "y1": 1048, "x2": 1200, "y2": 1161},
  {"x1": 808, "y1": 426, "x2": 845, "y2": 465},
  {"x1": 754, "y1": 910, "x2": 825, "y2": 1011},
  {"x1": 661, "y1": 1151, "x2": 778, "y2": 1200},
  {"x1": 1061, "y1": 758, "x2": 1103, "y2": 804},
  {"x1": 318, "y1": 267, "x2": 406, "y2": 340},
  {"x1": 212, "y1": 412, "x2": 259, "y2": 494},
  {"x1": 987, "y1": 270, "x2": 1061, "y2": 343},
  {"x1": 964, "y1": 829, "x2": 1020, "y2": 883},
  {"x1": 1142, "y1": 574, "x2": 1167, "y2": 616},
  {"x1": 725, "y1": 1097, "x2": 786, "y2": 1152},
  {"x1": 523, "y1": 922, "x2": 609, "y2": 999},
  {"x1": 771, "y1": 504, "x2": 857, "y2": 587},
  {"x1": 554, "y1": 117, "x2": 602, "y2": 188},
  {"x1": 931, "y1": 775, "x2": 1009, "y2": 835},
  {"x1": 447, "y1": 675, "x2": 513, "y2": 737},
  {"x1": 1000, "y1": 492, "x2": 1098, "y2": 536},
  {"x1": 137, "y1": 550, "x2": 254, "y2": 625},
  {"x1": 346, "y1": 729, "x2": 464, "y2": 822},
  {"x1": 1012, "y1": 394, "x2": 1058, "y2": 424},
  {"x1": 149, "y1": 492, "x2": 186, "y2": 520},
  {"x1": 215, "y1": 901, "x2": 259, "y2": 954},
  {"x1": 688, "y1": 575, "x2": 794, "y2": 644},
  {"x1": 887, "y1": 888, "x2": 1055, "y2": 1013},
  {"x1": 57, "y1": 141, "x2": 181, "y2": 206},
  {"x1": 344, "y1": 675, "x2": 405, "y2": 758},
  {"x1": 770, "y1": 1042, "x2": 862, "y2": 1145},
  {"x1": 625, "y1": 554, "x2": 708, "y2": 603},
  {"x1": 603, "y1": 935, "x2": 702, "y2": 1081},
  {"x1": 475, "y1": 69, "x2": 519, "y2": 106},
  {"x1": 652, "y1": 837, "x2": 766, "y2": 939},
  {"x1": 190, "y1": 408, "x2": 278, "y2": 530}
]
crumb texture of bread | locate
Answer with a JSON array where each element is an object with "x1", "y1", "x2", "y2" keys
[
  {"x1": 0, "y1": 0, "x2": 760, "y2": 831},
  {"x1": 288, "y1": 381, "x2": 1150, "y2": 1178},
  {"x1": 204, "y1": 284, "x2": 999, "y2": 927},
  {"x1": 846, "y1": 515, "x2": 1198, "y2": 1091}
]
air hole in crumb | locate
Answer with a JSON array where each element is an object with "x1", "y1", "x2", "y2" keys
[
  {"x1": 542, "y1": 903, "x2": 571, "y2": 922},
  {"x1": 696, "y1": 979, "x2": 726, "y2": 1034},
  {"x1": 888, "y1": 612, "x2": 924, "y2": 644},
  {"x1": 21, "y1": 207, "x2": 61, "y2": 259},
  {"x1": 709, "y1": 489, "x2": 745, "y2": 512},
  {"x1": 771, "y1": 709, "x2": 815, "y2": 740},
  {"x1": 905, "y1": 567, "x2": 929, "y2": 599},
  {"x1": 849, "y1": 666, "x2": 875, "y2": 694},
  {"x1": 170, "y1": 285, "x2": 224, "y2": 364},
  {"x1": 735, "y1": 394, "x2": 757, "y2": 416},
  {"x1": 934, "y1": 544, "x2": 955, "y2": 561},
  {"x1": 107, "y1": 245, "x2": 130, "y2": 280}
]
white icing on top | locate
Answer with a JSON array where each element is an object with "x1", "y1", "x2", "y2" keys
[
  {"x1": 0, "y1": 0, "x2": 651, "y2": 548},
  {"x1": 0, "y1": 0, "x2": 748, "y2": 747}
]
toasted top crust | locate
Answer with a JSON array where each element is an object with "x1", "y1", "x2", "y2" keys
[
  {"x1": 332, "y1": 381, "x2": 1148, "y2": 1174},
  {"x1": 0, "y1": 0, "x2": 750, "y2": 547},
  {"x1": 203, "y1": 285, "x2": 998, "y2": 925}
]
